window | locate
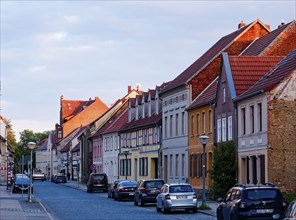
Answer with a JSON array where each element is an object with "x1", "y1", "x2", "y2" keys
[
  {"x1": 120, "y1": 159, "x2": 131, "y2": 176},
  {"x1": 170, "y1": 115, "x2": 173, "y2": 137},
  {"x1": 241, "y1": 107, "x2": 246, "y2": 135},
  {"x1": 175, "y1": 154, "x2": 179, "y2": 176},
  {"x1": 170, "y1": 155, "x2": 173, "y2": 176},
  {"x1": 198, "y1": 154, "x2": 202, "y2": 177},
  {"x1": 202, "y1": 112, "x2": 206, "y2": 133},
  {"x1": 196, "y1": 113, "x2": 200, "y2": 134},
  {"x1": 257, "y1": 103, "x2": 262, "y2": 132},
  {"x1": 182, "y1": 112, "x2": 185, "y2": 135},
  {"x1": 191, "y1": 115, "x2": 194, "y2": 135},
  {"x1": 175, "y1": 113, "x2": 179, "y2": 136},
  {"x1": 222, "y1": 118, "x2": 226, "y2": 141},
  {"x1": 217, "y1": 119, "x2": 221, "y2": 142},
  {"x1": 250, "y1": 105, "x2": 254, "y2": 133},
  {"x1": 182, "y1": 154, "x2": 185, "y2": 176},
  {"x1": 209, "y1": 110, "x2": 212, "y2": 132},
  {"x1": 164, "y1": 117, "x2": 167, "y2": 138},
  {"x1": 228, "y1": 116, "x2": 232, "y2": 141},
  {"x1": 58, "y1": 131, "x2": 62, "y2": 139},
  {"x1": 139, "y1": 157, "x2": 148, "y2": 176},
  {"x1": 193, "y1": 154, "x2": 197, "y2": 177},
  {"x1": 222, "y1": 83, "x2": 226, "y2": 103}
]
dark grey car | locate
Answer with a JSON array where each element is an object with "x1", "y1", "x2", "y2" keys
[{"x1": 134, "y1": 179, "x2": 164, "y2": 206}]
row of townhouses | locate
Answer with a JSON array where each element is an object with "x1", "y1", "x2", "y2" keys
[{"x1": 35, "y1": 19, "x2": 296, "y2": 194}]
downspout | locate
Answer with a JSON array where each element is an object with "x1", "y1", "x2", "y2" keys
[
  {"x1": 117, "y1": 133, "x2": 121, "y2": 179},
  {"x1": 234, "y1": 101, "x2": 238, "y2": 184}
]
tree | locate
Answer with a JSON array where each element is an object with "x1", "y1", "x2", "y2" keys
[
  {"x1": 15, "y1": 129, "x2": 52, "y2": 173},
  {"x1": 209, "y1": 141, "x2": 236, "y2": 199}
]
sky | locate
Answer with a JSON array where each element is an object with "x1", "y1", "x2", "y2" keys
[{"x1": 1, "y1": 1, "x2": 296, "y2": 141}]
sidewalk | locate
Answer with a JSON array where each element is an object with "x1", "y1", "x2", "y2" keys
[
  {"x1": 0, "y1": 183, "x2": 53, "y2": 220},
  {"x1": 63, "y1": 180, "x2": 87, "y2": 191},
  {"x1": 197, "y1": 201, "x2": 218, "y2": 217}
]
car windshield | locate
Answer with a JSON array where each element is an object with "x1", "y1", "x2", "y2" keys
[
  {"x1": 15, "y1": 177, "x2": 30, "y2": 184},
  {"x1": 169, "y1": 185, "x2": 193, "y2": 193},
  {"x1": 92, "y1": 175, "x2": 105, "y2": 180},
  {"x1": 246, "y1": 189, "x2": 279, "y2": 200},
  {"x1": 122, "y1": 181, "x2": 137, "y2": 187},
  {"x1": 145, "y1": 181, "x2": 164, "y2": 189}
]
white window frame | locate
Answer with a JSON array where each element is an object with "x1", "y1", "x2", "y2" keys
[
  {"x1": 228, "y1": 116, "x2": 232, "y2": 141},
  {"x1": 217, "y1": 119, "x2": 221, "y2": 142},
  {"x1": 222, "y1": 118, "x2": 226, "y2": 141}
]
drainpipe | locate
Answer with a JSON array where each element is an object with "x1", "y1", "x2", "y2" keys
[{"x1": 234, "y1": 101, "x2": 238, "y2": 183}]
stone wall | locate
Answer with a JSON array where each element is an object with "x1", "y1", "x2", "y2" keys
[{"x1": 268, "y1": 99, "x2": 296, "y2": 194}]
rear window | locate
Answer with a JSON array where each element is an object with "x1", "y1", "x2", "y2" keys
[
  {"x1": 246, "y1": 189, "x2": 280, "y2": 200},
  {"x1": 122, "y1": 181, "x2": 137, "y2": 187},
  {"x1": 145, "y1": 181, "x2": 164, "y2": 189},
  {"x1": 92, "y1": 175, "x2": 105, "y2": 181},
  {"x1": 169, "y1": 185, "x2": 193, "y2": 193}
]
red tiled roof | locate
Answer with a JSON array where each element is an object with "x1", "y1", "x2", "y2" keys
[
  {"x1": 62, "y1": 100, "x2": 92, "y2": 120},
  {"x1": 239, "y1": 49, "x2": 296, "y2": 99},
  {"x1": 187, "y1": 78, "x2": 218, "y2": 110},
  {"x1": 101, "y1": 110, "x2": 129, "y2": 135},
  {"x1": 120, "y1": 114, "x2": 161, "y2": 132},
  {"x1": 160, "y1": 20, "x2": 269, "y2": 94},
  {"x1": 229, "y1": 56, "x2": 284, "y2": 96},
  {"x1": 242, "y1": 21, "x2": 295, "y2": 56}
]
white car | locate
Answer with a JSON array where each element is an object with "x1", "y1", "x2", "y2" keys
[{"x1": 156, "y1": 183, "x2": 198, "y2": 214}]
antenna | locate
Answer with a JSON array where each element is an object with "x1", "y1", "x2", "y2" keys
[{"x1": 136, "y1": 83, "x2": 142, "y2": 91}]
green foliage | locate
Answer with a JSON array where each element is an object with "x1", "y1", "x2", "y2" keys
[
  {"x1": 198, "y1": 204, "x2": 212, "y2": 210},
  {"x1": 14, "y1": 129, "x2": 52, "y2": 172},
  {"x1": 209, "y1": 141, "x2": 236, "y2": 199},
  {"x1": 283, "y1": 193, "x2": 296, "y2": 204}
]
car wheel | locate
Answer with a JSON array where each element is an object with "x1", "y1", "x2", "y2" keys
[
  {"x1": 118, "y1": 195, "x2": 121, "y2": 201},
  {"x1": 139, "y1": 197, "x2": 144, "y2": 207},
  {"x1": 163, "y1": 204, "x2": 169, "y2": 214},
  {"x1": 192, "y1": 208, "x2": 197, "y2": 213},
  {"x1": 156, "y1": 206, "x2": 161, "y2": 212},
  {"x1": 111, "y1": 192, "x2": 114, "y2": 199},
  {"x1": 134, "y1": 198, "x2": 138, "y2": 206}
]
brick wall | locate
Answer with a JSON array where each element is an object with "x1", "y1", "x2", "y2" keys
[
  {"x1": 268, "y1": 99, "x2": 296, "y2": 194},
  {"x1": 190, "y1": 23, "x2": 269, "y2": 100},
  {"x1": 262, "y1": 22, "x2": 296, "y2": 56}
]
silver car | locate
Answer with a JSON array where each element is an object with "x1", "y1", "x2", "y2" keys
[{"x1": 156, "y1": 183, "x2": 198, "y2": 214}]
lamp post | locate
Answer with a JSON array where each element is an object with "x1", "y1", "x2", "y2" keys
[
  {"x1": 122, "y1": 149, "x2": 129, "y2": 180},
  {"x1": 27, "y1": 142, "x2": 36, "y2": 203},
  {"x1": 6, "y1": 152, "x2": 9, "y2": 190},
  {"x1": 199, "y1": 135, "x2": 209, "y2": 207}
]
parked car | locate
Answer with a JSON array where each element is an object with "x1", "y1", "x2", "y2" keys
[
  {"x1": 87, "y1": 173, "x2": 109, "y2": 193},
  {"x1": 108, "y1": 179, "x2": 124, "y2": 198},
  {"x1": 216, "y1": 183, "x2": 288, "y2": 220},
  {"x1": 54, "y1": 174, "x2": 67, "y2": 183},
  {"x1": 156, "y1": 183, "x2": 198, "y2": 214},
  {"x1": 12, "y1": 174, "x2": 33, "y2": 193},
  {"x1": 113, "y1": 180, "x2": 137, "y2": 201},
  {"x1": 134, "y1": 179, "x2": 165, "y2": 206},
  {"x1": 51, "y1": 174, "x2": 57, "y2": 182},
  {"x1": 282, "y1": 199, "x2": 296, "y2": 220},
  {"x1": 32, "y1": 172, "x2": 46, "y2": 181}
]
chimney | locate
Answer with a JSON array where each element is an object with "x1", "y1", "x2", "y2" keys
[
  {"x1": 265, "y1": 24, "x2": 271, "y2": 31},
  {"x1": 128, "y1": 85, "x2": 132, "y2": 93},
  {"x1": 238, "y1": 21, "x2": 246, "y2": 29}
]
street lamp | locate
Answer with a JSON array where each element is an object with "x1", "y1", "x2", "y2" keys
[
  {"x1": 122, "y1": 149, "x2": 129, "y2": 180},
  {"x1": 199, "y1": 135, "x2": 209, "y2": 207},
  {"x1": 27, "y1": 142, "x2": 36, "y2": 203},
  {"x1": 6, "y1": 152, "x2": 9, "y2": 190}
]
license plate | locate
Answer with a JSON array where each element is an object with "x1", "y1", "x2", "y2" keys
[
  {"x1": 95, "y1": 184, "x2": 102, "y2": 187},
  {"x1": 176, "y1": 195, "x2": 187, "y2": 199},
  {"x1": 129, "y1": 193, "x2": 134, "y2": 196},
  {"x1": 256, "y1": 209, "x2": 273, "y2": 214}
]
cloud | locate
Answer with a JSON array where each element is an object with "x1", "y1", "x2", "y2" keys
[
  {"x1": 36, "y1": 32, "x2": 67, "y2": 43},
  {"x1": 29, "y1": 65, "x2": 47, "y2": 72},
  {"x1": 64, "y1": 15, "x2": 80, "y2": 23}
]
